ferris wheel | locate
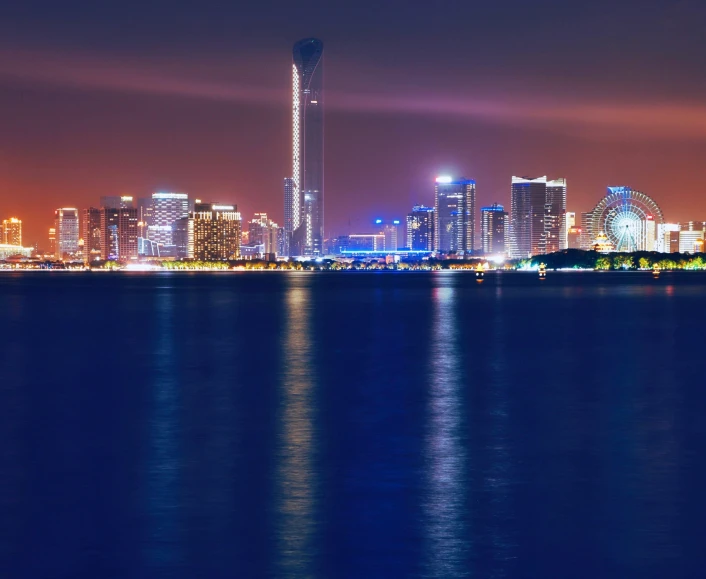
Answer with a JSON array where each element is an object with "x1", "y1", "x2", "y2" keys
[{"x1": 591, "y1": 187, "x2": 664, "y2": 252}]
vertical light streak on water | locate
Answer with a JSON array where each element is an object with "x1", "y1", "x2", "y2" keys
[
  {"x1": 145, "y1": 289, "x2": 183, "y2": 575},
  {"x1": 423, "y1": 273, "x2": 470, "y2": 578},
  {"x1": 486, "y1": 284, "x2": 516, "y2": 577},
  {"x1": 274, "y1": 275, "x2": 318, "y2": 578}
]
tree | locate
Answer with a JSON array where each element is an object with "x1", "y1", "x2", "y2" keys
[{"x1": 595, "y1": 257, "x2": 611, "y2": 270}]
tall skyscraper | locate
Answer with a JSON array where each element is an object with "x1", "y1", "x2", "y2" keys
[
  {"x1": 249, "y1": 213, "x2": 280, "y2": 256},
  {"x1": 82, "y1": 208, "x2": 102, "y2": 262},
  {"x1": 286, "y1": 38, "x2": 324, "y2": 257},
  {"x1": 406, "y1": 205, "x2": 435, "y2": 251},
  {"x1": 545, "y1": 178, "x2": 567, "y2": 253},
  {"x1": 382, "y1": 222, "x2": 400, "y2": 252},
  {"x1": 192, "y1": 203, "x2": 241, "y2": 260},
  {"x1": 48, "y1": 228, "x2": 56, "y2": 257},
  {"x1": 1, "y1": 218, "x2": 22, "y2": 246},
  {"x1": 54, "y1": 208, "x2": 79, "y2": 259},
  {"x1": 100, "y1": 208, "x2": 138, "y2": 260},
  {"x1": 434, "y1": 176, "x2": 476, "y2": 254},
  {"x1": 481, "y1": 204, "x2": 507, "y2": 255},
  {"x1": 509, "y1": 176, "x2": 567, "y2": 258},
  {"x1": 148, "y1": 192, "x2": 189, "y2": 247}
]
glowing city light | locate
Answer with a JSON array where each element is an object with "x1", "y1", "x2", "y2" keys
[{"x1": 435, "y1": 176, "x2": 453, "y2": 184}]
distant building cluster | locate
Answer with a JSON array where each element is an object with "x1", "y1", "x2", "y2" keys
[{"x1": 2, "y1": 37, "x2": 704, "y2": 266}]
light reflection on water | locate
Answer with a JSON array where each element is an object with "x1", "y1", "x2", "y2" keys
[
  {"x1": 145, "y1": 290, "x2": 183, "y2": 574},
  {"x1": 424, "y1": 274, "x2": 470, "y2": 577},
  {"x1": 274, "y1": 276, "x2": 319, "y2": 577}
]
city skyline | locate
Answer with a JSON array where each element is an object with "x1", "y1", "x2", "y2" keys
[{"x1": 2, "y1": 2, "x2": 706, "y2": 243}]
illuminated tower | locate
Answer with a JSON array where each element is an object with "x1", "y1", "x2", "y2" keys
[
  {"x1": 481, "y1": 204, "x2": 507, "y2": 255},
  {"x1": 433, "y1": 176, "x2": 476, "y2": 254},
  {"x1": 2, "y1": 217, "x2": 22, "y2": 246},
  {"x1": 406, "y1": 205, "x2": 435, "y2": 251},
  {"x1": 287, "y1": 38, "x2": 324, "y2": 257},
  {"x1": 54, "y1": 208, "x2": 79, "y2": 259}
]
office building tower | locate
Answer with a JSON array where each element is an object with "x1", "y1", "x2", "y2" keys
[
  {"x1": 579, "y1": 211, "x2": 594, "y2": 250},
  {"x1": 148, "y1": 192, "x2": 189, "y2": 247},
  {"x1": 48, "y1": 228, "x2": 56, "y2": 257},
  {"x1": 248, "y1": 213, "x2": 280, "y2": 256},
  {"x1": 509, "y1": 176, "x2": 566, "y2": 258},
  {"x1": 481, "y1": 204, "x2": 507, "y2": 255},
  {"x1": 567, "y1": 226, "x2": 582, "y2": 249},
  {"x1": 545, "y1": 178, "x2": 567, "y2": 253},
  {"x1": 137, "y1": 197, "x2": 154, "y2": 239},
  {"x1": 565, "y1": 211, "x2": 576, "y2": 247},
  {"x1": 286, "y1": 38, "x2": 324, "y2": 257},
  {"x1": 172, "y1": 217, "x2": 191, "y2": 259},
  {"x1": 100, "y1": 207, "x2": 138, "y2": 260},
  {"x1": 82, "y1": 208, "x2": 102, "y2": 262},
  {"x1": 192, "y1": 203, "x2": 241, "y2": 260},
  {"x1": 434, "y1": 176, "x2": 476, "y2": 254},
  {"x1": 54, "y1": 208, "x2": 80, "y2": 259},
  {"x1": 100, "y1": 196, "x2": 134, "y2": 209},
  {"x1": 382, "y1": 222, "x2": 400, "y2": 252},
  {"x1": 1, "y1": 217, "x2": 22, "y2": 246},
  {"x1": 406, "y1": 205, "x2": 435, "y2": 251},
  {"x1": 679, "y1": 222, "x2": 705, "y2": 254}
]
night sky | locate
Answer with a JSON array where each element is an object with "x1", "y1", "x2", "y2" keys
[{"x1": 1, "y1": 0, "x2": 705, "y2": 244}]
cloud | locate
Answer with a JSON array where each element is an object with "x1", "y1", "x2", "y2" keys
[{"x1": 1, "y1": 48, "x2": 706, "y2": 140}]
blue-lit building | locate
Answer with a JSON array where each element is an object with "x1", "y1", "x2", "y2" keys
[
  {"x1": 434, "y1": 177, "x2": 476, "y2": 254},
  {"x1": 481, "y1": 204, "x2": 507, "y2": 255},
  {"x1": 406, "y1": 205, "x2": 434, "y2": 251}
]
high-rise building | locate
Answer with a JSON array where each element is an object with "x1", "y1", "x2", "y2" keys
[
  {"x1": 286, "y1": 38, "x2": 324, "y2": 257},
  {"x1": 545, "y1": 179, "x2": 567, "y2": 253},
  {"x1": 248, "y1": 213, "x2": 281, "y2": 256},
  {"x1": 137, "y1": 197, "x2": 154, "y2": 239},
  {"x1": 54, "y1": 208, "x2": 79, "y2": 259},
  {"x1": 48, "y1": 228, "x2": 56, "y2": 257},
  {"x1": 406, "y1": 205, "x2": 435, "y2": 251},
  {"x1": 148, "y1": 192, "x2": 189, "y2": 247},
  {"x1": 434, "y1": 176, "x2": 476, "y2": 254},
  {"x1": 579, "y1": 211, "x2": 594, "y2": 250},
  {"x1": 567, "y1": 226, "x2": 582, "y2": 249},
  {"x1": 1, "y1": 218, "x2": 22, "y2": 246},
  {"x1": 565, "y1": 211, "x2": 576, "y2": 247},
  {"x1": 480, "y1": 204, "x2": 507, "y2": 255},
  {"x1": 82, "y1": 208, "x2": 102, "y2": 262},
  {"x1": 509, "y1": 176, "x2": 567, "y2": 258},
  {"x1": 192, "y1": 203, "x2": 241, "y2": 260},
  {"x1": 99, "y1": 207, "x2": 138, "y2": 260},
  {"x1": 346, "y1": 234, "x2": 386, "y2": 252},
  {"x1": 382, "y1": 221, "x2": 400, "y2": 252}
]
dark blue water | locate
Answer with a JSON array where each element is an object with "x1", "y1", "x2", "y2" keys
[{"x1": 1, "y1": 271, "x2": 705, "y2": 578}]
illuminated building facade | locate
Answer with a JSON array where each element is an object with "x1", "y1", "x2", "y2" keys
[
  {"x1": 406, "y1": 205, "x2": 434, "y2": 251},
  {"x1": 1, "y1": 218, "x2": 22, "y2": 246},
  {"x1": 382, "y1": 222, "x2": 400, "y2": 252},
  {"x1": 657, "y1": 223, "x2": 681, "y2": 253},
  {"x1": 148, "y1": 192, "x2": 189, "y2": 247},
  {"x1": 54, "y1": 208, "x2": 80, "y2": 259},
  {"x1": 434, "y1": 177, "x2": 476, "y2": 254},
  {"x1": 679, "y1": 223, "x2": 705, "y2": 254},
  {"x1": 567, "y1": 226, "x2": 582, "y2": 249},
  {"x1": 82, "y1": 208, "x2": 102, "y2": 262},
  {"x1": 249, "y1": 213, "x2": 281, "y2": 256},
  {"x1": 100, "y1": 208, "x2": 138, "y2": 260},
  {"x1": 509, "y1": 176, "x2": 566, "y2": 258},
  {"x1": 346, "y1": 234, "x2": 386, "y2": 252},
  {"x1": 192, "y1": 202, "x2": 241, "y2": 260},
  {"x1": 545, "y1": 178, "x2": 567, "y2": 253},
  {"x1": 48, "y1": 228, "x2": 56, "y2": 257},
  {"x1": 286, "y1": 38, "x2": 324, "y2": 257},
  {"x1": 480, "y1": 204, "x2": 507, "y2": 255}
]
